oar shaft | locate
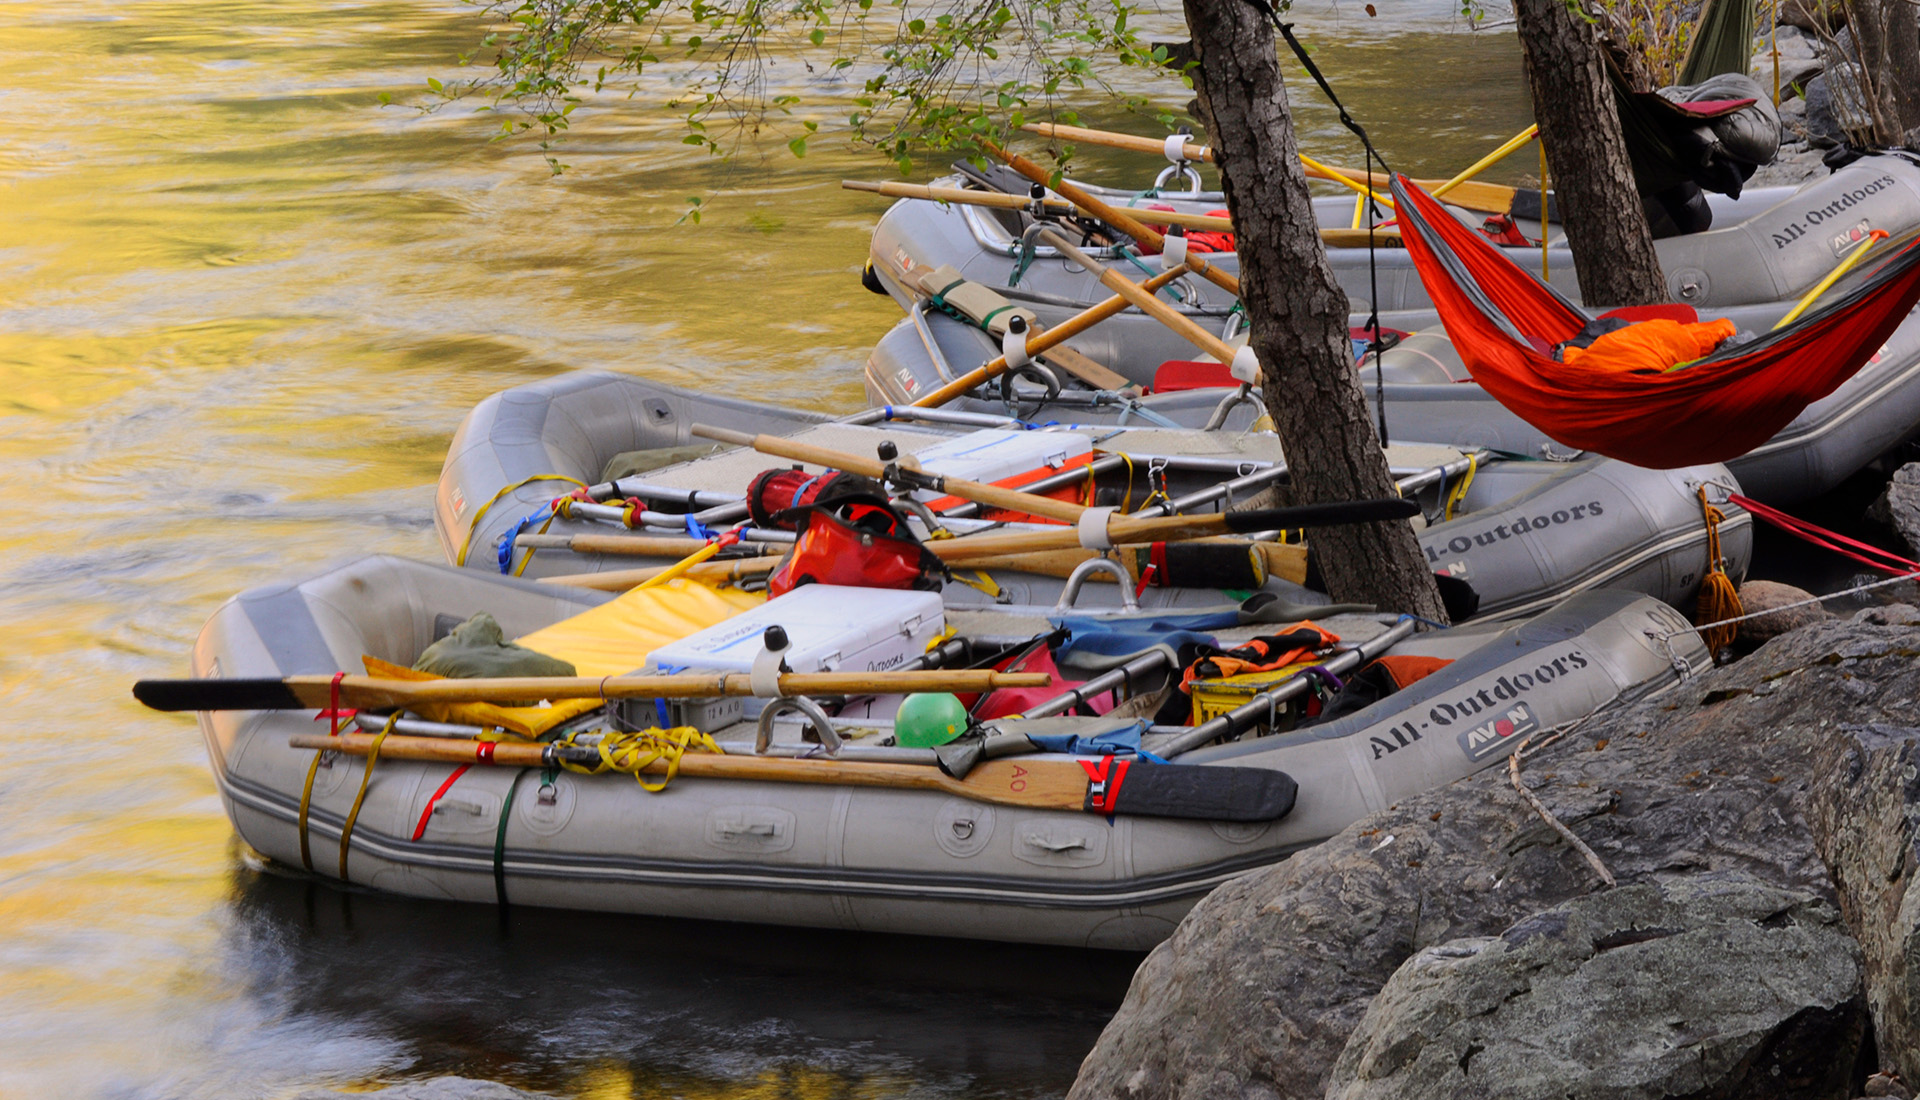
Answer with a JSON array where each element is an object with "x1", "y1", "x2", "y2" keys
[
  {"x1": 1431, "y1": 125, "x2": 1538, "y2": 200},
  {"x1": 982, "y1": 141, "x2": 1244, "y2": 299},
  {"x1": 845, "y1": 180, "x2": 1234, "y2": 233},
  {"x1": 1036, "y1": 229, "x2": 1239, "y2": 366},
  {"x1": 1158, "y1": 616, "x2": 1420, "y2": 757},
  {"x1": 913, "y1": 264, "x2": 1190, "y2": 408},
  {"x1": 1023, "y1": 121, "x2": 1216, "y2": 162},
  {"x1": 689, "y1": 424, "x2": 1088, "y2": 524},
  {"x1": 281, "y1": 669, "x2": 1051, "y2": 709},
  {"x1": 287, "y1": 732, "x2": 1091, "y2": 811},
  {"x1": 539, "y1": 556, "x2": 778, "y2": 590}
]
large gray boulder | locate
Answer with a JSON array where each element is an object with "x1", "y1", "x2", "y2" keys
[
  {"x1": 1807, "y1": 720, "x2": 1920, "y2": 1081},
  {"x1": 1324, "y1": 876, "x2": 1864, "y2": 1100},
  {"x1": 1867, "y1": 462, "x2": 1920, "y2": 560},
  {"x1": 1070, "y1": 613, "x2": 1920, "y2": 1100}
]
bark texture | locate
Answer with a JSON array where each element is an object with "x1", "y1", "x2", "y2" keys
[
  {"x1": 1844, "y1": 0, "x2": 1920, "y2": 148},
  {"x1": 1513, "y1": 0, "x2": 1668, "y2": 307},
  {"x1": 1179, "y1": 0, "x2": 1447, "y2": 623}
]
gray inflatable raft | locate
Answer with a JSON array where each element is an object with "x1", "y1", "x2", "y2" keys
[
  {"x1": 437, "y1": 372, "x2": 1750, "y2": 621},
  {"x1": 867, "y1": 156, "x2": 1920, "y2": 317},
  {"x1": 191, "y1": 554, "x2": 1708, "y2": 948},
  {"x1": 863, "y1": 295, "x2": 1920, "y2": 504}
]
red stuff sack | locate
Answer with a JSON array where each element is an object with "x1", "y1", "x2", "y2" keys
[{"x1": 764, "y1": 486, "x2": 947, "y2": 599}]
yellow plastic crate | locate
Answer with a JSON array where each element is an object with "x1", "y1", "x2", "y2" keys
[{"x1": 1188, "y1": 661, "x2": 1321, "y2": 726}]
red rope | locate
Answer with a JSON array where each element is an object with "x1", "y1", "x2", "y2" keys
[
  {"x1": 411, "y1": 765, "x2": 472, "y2": 841},
  {"x1": 1729, "y1": 493, "x2": 1920, "y2": 576}
]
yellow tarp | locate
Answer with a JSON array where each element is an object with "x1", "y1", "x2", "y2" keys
[
  {"x1": 360, "y1": 579, "x2": 763, "y2": 737},
  {"x1": 361, "y1": 656, "x2": 603, "y2": 738},
  {"x1": 516, "y1": 578, "x2": 764, "y2": 680}
]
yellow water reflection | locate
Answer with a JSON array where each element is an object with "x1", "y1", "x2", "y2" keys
[{"x1": 0, "y1": 0, "x2": 1528, "y2": 1095}]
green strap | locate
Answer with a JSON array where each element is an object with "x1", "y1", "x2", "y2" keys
[{"x1": 493, "y1": 767, "x2": 528, "y2": 906}]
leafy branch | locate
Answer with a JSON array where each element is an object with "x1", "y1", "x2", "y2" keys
[{"x1": 425, "y1": 0, "x2": 1193, "y2": 174}]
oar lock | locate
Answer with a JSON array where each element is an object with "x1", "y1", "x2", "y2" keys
[
  {"x1": 749, "y1": 624, "x2": 844, "y2": 755},
  {"x1": 748, "y1": 625, "x2": 791, "y2": 697},
  {"x1": 874, "y1": 440, "x2": 946, "y2": 498}
]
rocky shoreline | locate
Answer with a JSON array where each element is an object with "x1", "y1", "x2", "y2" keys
[{"x1": 1064, "y1": 594, "x2": 1920, "y2": 1099}]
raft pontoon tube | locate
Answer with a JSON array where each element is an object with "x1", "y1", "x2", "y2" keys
[
  {"x1": 437, "y1": 372, "x2": 1750, "y2": 620},
  {"x1": 866, "y1": 156, "x2": 1920, "y2": 320},
  {"x1": 193, "y1": 554, "x2": 1710, "y2": 949},
  {"x1": 863, "y1": 284, "x2": 1920, "y2": 504}
]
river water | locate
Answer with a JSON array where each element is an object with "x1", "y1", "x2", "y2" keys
[{"x1": 0, "y1": 2, "x2": 1532, "y2": 1096}]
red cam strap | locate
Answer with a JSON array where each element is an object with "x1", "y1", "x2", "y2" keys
[{"x1": 1079, "y1": 754, "x2": 1133, "y2": 814}]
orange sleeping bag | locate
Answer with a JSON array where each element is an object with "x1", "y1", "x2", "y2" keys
[{"x1": 1559, "y1": 318, "x2": 1738, "y2": 374}]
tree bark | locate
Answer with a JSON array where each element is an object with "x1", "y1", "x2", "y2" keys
[
  {"x1": 1512, "y1": 0, "x2": 1668, "y2": 308},
  {"x1": 1845, "y1": 0, "x2": 1920, "y2": 148},
  {"x1": 1178, "y1": 0, "x2": 1448, "y2": 624}
]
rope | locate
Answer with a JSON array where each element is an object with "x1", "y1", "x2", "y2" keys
[
  {"x1": 1267, "y1": 12, "x2": 1393, "y2": 445},
  {"x1": 555, "y1": 726, "x2": 720, "y2": 792},
  {"x1": 455, "y1": 474, "x2": 587, "y2": 567},
  {"x1": 337, "y1": 713, "x2": 399, "y2": 880},
  {"x1": 1694, "y1": 487, "x2": 1743, "y2": 654},
  {"x1": 1730, "y1": 492, "x2": 1920, "y2": 576}
]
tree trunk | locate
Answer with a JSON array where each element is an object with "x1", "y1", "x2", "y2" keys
[
  {"x1": 1512, "y1": 0, "x2": 1668, "y2": 308},
  {"x1": 1845, "y1": 0, "x2": 1920, "y2": 148},
  {"x1": 1178, "y1": 0, "x2": 1448, "y2": 624}
]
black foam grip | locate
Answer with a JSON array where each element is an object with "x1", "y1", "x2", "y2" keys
[
  {"x1": 1107, "y1": 764, "x2": 1298, "y2": 822},
  {"x1": 1160, "y1": 543, "x2": 1263, "y2": 589},
  {"x1": 132, "y1": 679, "x2": 308, "y2": 712}
]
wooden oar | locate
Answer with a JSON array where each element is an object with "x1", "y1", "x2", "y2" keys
[
  {"x1": 513, "y1": 533, "x2": 781, "y2": 558},
  {"x1": 541, "y1": 556, "x2": 781, "y2": 590},
  {"x1": 1020, "y1": 122, "x2": 1517, "y2": 215},
  {"x1": 542, "y1": 537, "x2": 1308, "y2": 591},
  {"x1": 690, "y1": 423, "x2": 1091, "y2": 523},
  {"x1": 981, "y1": 140, "x2": 1244, "y2": 300},
  {"x1": 845, "y1": 180, "x2": 1234, "y2": 234},
  {"x1": 688, "y1": 422, "x2": 1416, "y2": 552},
  {"x1": 912, "y1": 263, "x2": 1191, "y2": 409},
  {"x1": 1034, "y1": 228, "x2": 1244, "y2": 369},
  {"x1": 133, "y1": 668, "x2": 1050, "y2": 713},
  {"x1": 847, "y1": 179, "x2": 1401, "y2": 250},
  {"x1": 288, "y1": 731, "x2": 1299, "y2": 822}
]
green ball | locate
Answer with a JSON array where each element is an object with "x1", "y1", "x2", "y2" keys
[{"x1": 894, "y1": 692, "x2": 969, "y2": 747}]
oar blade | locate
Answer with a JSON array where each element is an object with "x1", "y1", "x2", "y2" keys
[
  {"x1": 1223, "y1": 497, "x2": 1421, "y2": 532},
  {"x1": 1104, "y1": 763, "x2": 1298, "y2": 823},
  {"x1": 134, "y1": 678, "x2": 313, "y2": 712}
]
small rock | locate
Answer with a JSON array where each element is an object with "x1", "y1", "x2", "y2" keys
[
  {"x1": 1735, "y1": 579, "x2": 1831, "y2": 646},
  {"x1": 1854, "y1": 602, "x2": 1920, "y2": 626},
  {"x1": 292, "y1": 1078, "x2": 553, "y2": 1100},
  {"x1": 1868, "y1": 463, "x2": 1920, "y2": 558},
  {"x1": 1864, "y1": 1071, "x2": 1913, "y2": 1097},
  {"x1": 1324, "y1": 875, "x2": 1866, "y2": 1100}
]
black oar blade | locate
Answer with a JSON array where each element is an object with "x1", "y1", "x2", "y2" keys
[
  {"x1": 1103, "y1": 763, "x2": 1298, "y2": 822},
  {"x1": 1223, "y1": 497, "x2": 1421, "y2": 533},
  {"x1": 133, "y1": 678, "x2": 310, "y2": 712}
]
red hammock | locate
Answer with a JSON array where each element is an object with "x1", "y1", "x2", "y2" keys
[{"x1": 1391, "y1": 174, "x2": 1920, "y2": 468}]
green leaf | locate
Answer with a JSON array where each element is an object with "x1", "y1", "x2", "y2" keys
[{"x1": 788, "y1": 135, "x2": 808, "y2": 157}]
